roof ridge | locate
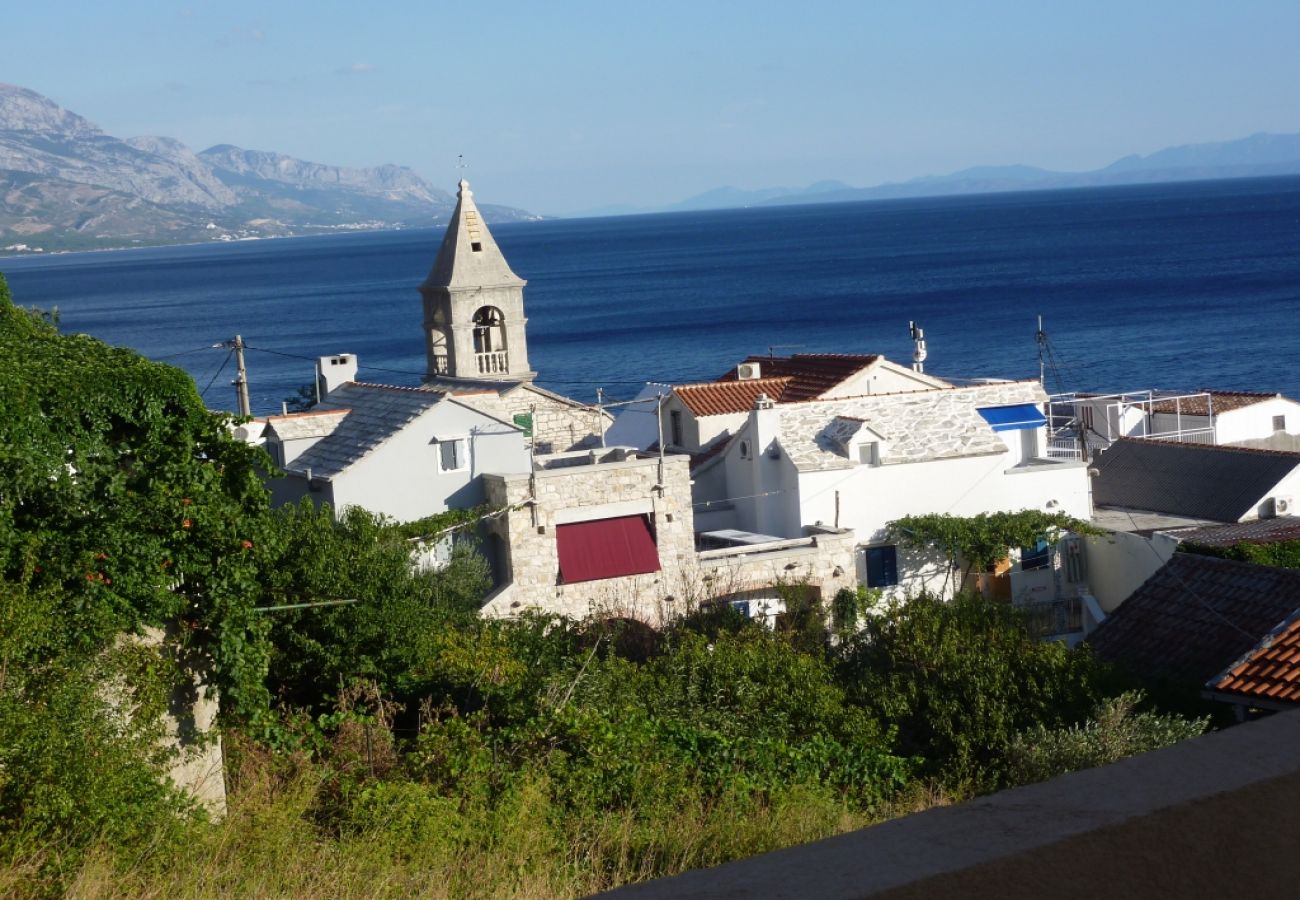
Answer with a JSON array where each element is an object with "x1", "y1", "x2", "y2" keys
[
  {"x1": 262, "y1": 407, "x2": 351, "y2": 421},
  {"x1": 341, "y1": 380, "x2": 444, "y2": 396},
  {"x1": 787, "y1": 379, "x2": 1043, "y2": 406},
  {"x1": 675, "y1": 375, "x2": 792, "y2": 390},
  {"x1": 1197, "y1": 388, "x2": 1283, "y2": 398},
  {"x1": 1112, "y1": 437, "x2": 1300, "y2": 459}
]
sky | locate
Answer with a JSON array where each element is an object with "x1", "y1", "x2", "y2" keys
[{"x1": 6, "y1": 1, "x2": 1300, "y2": 215}]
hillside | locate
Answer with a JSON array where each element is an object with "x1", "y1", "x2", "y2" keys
[{"x1": 0, "y1": 83, "x2": 536, "y2": 253}]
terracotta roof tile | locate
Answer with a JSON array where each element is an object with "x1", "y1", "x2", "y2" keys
[
  {"x1": 717, "y1": 353, "x2": 881, "y2": 402},
  {"x1": 674, "y1": 377, "x2": 794, "y2": 416},
  {"x1": 1088, "y1": 553, "x2": 1300, "y2": 685},
  {"x1": 1148, "y1": 390, "x2": 1281, "y2": 416},
  {"x1": 1208, "y1": 613, "x2": 1300, "y2": 705}
]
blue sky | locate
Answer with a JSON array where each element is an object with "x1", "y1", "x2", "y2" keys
[{"x1": 6, "y1": 1, "x2": 1299, "y2": 214}]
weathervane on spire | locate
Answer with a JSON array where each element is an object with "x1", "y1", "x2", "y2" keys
[{"x1": 456, "y1": 154, "x2": 470, "y2": 194}]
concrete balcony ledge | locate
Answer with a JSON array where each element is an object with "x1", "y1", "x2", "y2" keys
[{"x1": 603, "y1": 709, "x2": 1300, "y2": 899}]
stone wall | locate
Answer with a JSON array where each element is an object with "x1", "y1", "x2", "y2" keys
[
  {"x1": 467, "y1": 387, "x2": 610, "y2": 453},
  {"x1": 481, "y1": 452, "x2": 858, "y2": 626}
]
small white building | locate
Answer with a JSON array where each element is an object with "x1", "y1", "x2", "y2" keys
[
  {"x1": 263, "y1": 379, "x2": 531, "y2": 523},
  {"x1": 1055, "y1": 389, "x2": 1300, "y2": 455},
  {"x1": 691, "y1": 379, "x2": 1092, "y2": 599}
]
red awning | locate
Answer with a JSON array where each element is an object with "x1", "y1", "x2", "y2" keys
[{"x1": 556, "y1": 515, "x2": 661, "y2": 584}]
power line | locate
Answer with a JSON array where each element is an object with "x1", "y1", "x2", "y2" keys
[
  {"x1": 153, "y1": 345, "x2": 222, "y2": 361},
  {"x1": 197, "y1": 349, "x2": 234, "y2": 400}
]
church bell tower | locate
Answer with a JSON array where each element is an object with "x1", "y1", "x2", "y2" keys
[{"x1": 420, "y1": 179, "x2": 535, "y2": 382}]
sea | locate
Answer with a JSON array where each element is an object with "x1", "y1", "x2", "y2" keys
[{"x1": 4, "y1": 175, "x2": 1300, "y2": 416}]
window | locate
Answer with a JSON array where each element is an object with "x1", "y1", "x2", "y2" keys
[
  {"x1": 857, "y1": 441, "x2": 880, "y2": 466},
  {"x1": 670, "y1": 410, "x2": 683, "y2": 447},
  {"x1": 865, "y1": 545, "x2": 899, "y2": 588},
  {"x1": 1020, "y1": 539, "x2": 1051, "y2": 571},
  {"x1": 470, "y1": 242, "x2": 483, "y2": 252},
  {"x1": 436, "y1": 437, "x2": 468, "y2": 473},
  {"x1": 1274, "y1": 414, "x2": 1287, "y2": 432},
  {"x1": 739, "y1": 439, "x2": 752, "y2": 460}
]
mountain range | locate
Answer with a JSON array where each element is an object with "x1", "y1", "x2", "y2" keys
[
  {"x1": 574, "y1": 132, "x2": 1300, "y2": 217},
  {"x1": 0, "y1": 83, "x2": 536, "y2": 253}
]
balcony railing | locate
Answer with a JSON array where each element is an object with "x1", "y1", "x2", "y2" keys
[
  {"x1": 476, "y1": 350, "x2": 509, "y2": 375},
  {"x1": 430, "y1": 355, "x2": 450, "y2": 375}
]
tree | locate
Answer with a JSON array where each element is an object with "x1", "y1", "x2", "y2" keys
[
  {"x1": 0, "y1": 274, "x2": 275, "y2": 719},
  {"x1": 1006, "y1": 691, "x2": 1207, "y2": 785},
  {"x1": 836, "y1": 592, "x2": 1116, "y2": 789},
  {"x1": 887, "y1": 510, "x2": 1099, "y2": 595}
]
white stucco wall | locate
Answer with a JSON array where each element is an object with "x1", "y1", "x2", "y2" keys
[
  {"x1": 1242, "y1": 465, "x2": 1300, "y2": 521},
  {"x1": 1083, "y1": 530, "x2": 1178, "y2": 612},
  {"x1": 795, "y1": 453, "x2": 1092, "y2": 547},
  {"x1": 326, "y1": 402, "x2": 528, "y2": 522},
  {"x1": 821, "y1": 361, "x2": 946, "y2": 398}
]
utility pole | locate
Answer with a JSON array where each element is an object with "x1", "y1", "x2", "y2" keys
[{"x1": 232, "y1": 334, "x2": 251, "y2": 417}]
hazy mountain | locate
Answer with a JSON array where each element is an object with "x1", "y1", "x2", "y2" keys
[
  {"x1": 652, "y1": 133, "x2": 1300, "y2": 215},
  {"x1": 0, "y1": 83, "x2": 536, "y2": 253}
]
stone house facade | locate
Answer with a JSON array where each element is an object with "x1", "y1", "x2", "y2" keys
[{"x1": 479, "y1": 448, "x2": 857, "y2": 626}]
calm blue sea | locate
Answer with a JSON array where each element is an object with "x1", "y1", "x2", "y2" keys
[{"x1": 4, "y1": 176, "x2": 1300, "y2": 415}]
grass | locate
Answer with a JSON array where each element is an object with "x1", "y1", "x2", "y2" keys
[{"x1": 19, "y1": 745, "x2": 942, "y2": 900}]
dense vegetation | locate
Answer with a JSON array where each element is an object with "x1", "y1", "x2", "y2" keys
[
  {"x1": 1179, "y1": 538, "x2": 1300, "y2": 570},
  {"x1": 0, "y1": 276, "x2": 1209, "y2": 898}
]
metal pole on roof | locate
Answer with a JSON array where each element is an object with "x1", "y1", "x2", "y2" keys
[
  {"x1": 655, "y1": 392, "x2": 666, "y2": 494},
  {"x1": 597, "y1": 387, "x2": 607, "y2": 448},
  {"x1": 1036, "y1": 315, "x2": 1046, "y2": 387}
]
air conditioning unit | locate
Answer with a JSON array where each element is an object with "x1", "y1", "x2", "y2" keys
[
  {"x1": 1270, "y1": 496, "x2": 1294, "y2": 517},
  {"x1": 737, "y1": 362, "x2": 761, "y2": 381}
]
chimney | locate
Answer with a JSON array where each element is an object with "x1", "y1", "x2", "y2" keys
[{"x1": 316, "y1": 353, "x2": 358, "y2": 397}]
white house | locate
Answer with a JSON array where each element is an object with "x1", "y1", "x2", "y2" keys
[
  {"x1": 655, "y1": 352, "x2": 949, "y2": 457},
  {"x1": 691, "y1": 379, "x2": 1092, "y2": 598},
  {"x1": 263, "y1": 379, "x2": 531, "y2": 523},
  {"x1": 1056, "y1": 389, "x2": 1300, "y2": 455}
]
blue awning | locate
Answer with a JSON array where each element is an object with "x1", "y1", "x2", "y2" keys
[{"x1": 978, "y1": 404, "x2": 1047, "y2": 432}]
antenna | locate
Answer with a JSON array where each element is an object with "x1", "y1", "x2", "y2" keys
[
  {"x1": 456, "y1": 154, "x2": 468, "y2": 178},
  {"x1": 909, "y1": 321, "x2": 927, "y2": 373},
  {"x1": 1036, "y1": 315, "x2": 1047, "y2": 386},
  {"x1": 767, "y1": 344, "x2": 805, "y2": 357}
]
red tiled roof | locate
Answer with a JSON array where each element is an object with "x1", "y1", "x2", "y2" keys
[
  {"x1": 1211, "y1": 614, "x2": 1300, "y2": 705},
  {"x1": 674, "y1": 376, "x2": 795, "y2": 416},
  {"x1": 1088, "y1": 553, "x2": 1300, "y2": 685},
  {"x1": 1148, "y1": 390, "x2": 1282, "y2": 416},
  {"x1": 717, "y1": 353, "x2": 880, "y2": 402}
]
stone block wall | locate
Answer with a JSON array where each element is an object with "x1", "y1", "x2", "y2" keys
[
  {"x1": 482, "y1": 452, "x2": 698, "y2": 624},
  {"x1": 481, "y1": 454, "x2": 859, "y2": 626},
  {"x1": 514, "y1": 393, "x2": 609, "y2": 453}
]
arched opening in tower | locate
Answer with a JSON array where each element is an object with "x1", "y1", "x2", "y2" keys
[{"x1": 473, "y1": 306, "x2": 509, "y2": 374}]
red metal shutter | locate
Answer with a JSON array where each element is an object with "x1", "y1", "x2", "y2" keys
[{"x1": 556, "y1": 515, "x2": 661, "y2": 584}]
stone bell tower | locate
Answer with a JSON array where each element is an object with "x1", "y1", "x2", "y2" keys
[{"x1": 419, "y1": 179, "x2": 535, "y2": 382}]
